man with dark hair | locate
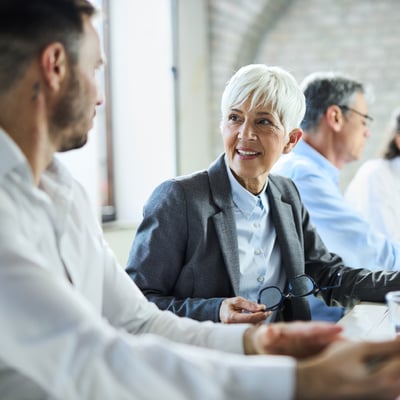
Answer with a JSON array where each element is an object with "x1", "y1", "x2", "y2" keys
[{"x1": 1, "y1": 2, "x2": 400, "y2": 399}]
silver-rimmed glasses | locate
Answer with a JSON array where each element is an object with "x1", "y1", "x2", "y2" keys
[{"x1": 338, "y1": 104, "x2": 374, "y2": 127}]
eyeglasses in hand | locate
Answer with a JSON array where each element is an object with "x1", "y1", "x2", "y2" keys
[{"x1": 257, "y1": 273, "x2": 342, "y2": 312}]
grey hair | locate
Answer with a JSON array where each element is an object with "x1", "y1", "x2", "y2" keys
[
  {"x1": 220, "y1": 64, "x2": 306, "y2": 136},
  {"x1": 300, "y1": 72, "x2": 365, "y2": 133}
]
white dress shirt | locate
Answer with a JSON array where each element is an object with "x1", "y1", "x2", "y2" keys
[
  {"x1": 0, "y1": 129, "x2": 295, "y2": 400},
  {"x1": 345, "y1": 157, "x2": 400, "y2": 242}
]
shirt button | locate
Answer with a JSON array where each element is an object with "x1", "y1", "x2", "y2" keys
[
  {"x1": 254, "y1": 248, "x2": 261, "y2": 255},
  {"x1": 257, "y1": 276, "x2": 264, "y2": 283},
  {"x1": 253, "y1": 222, "x2": 260, "y2": 228}
]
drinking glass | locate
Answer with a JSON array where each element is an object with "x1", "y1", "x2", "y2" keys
[{"x1": 385, "y1": 291, "x2": 400, "y2": 335}]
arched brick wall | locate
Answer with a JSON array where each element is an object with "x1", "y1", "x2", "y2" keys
[
  {"x1": 208, "y1": 0, "x2": 292, "y2": 156},
  {"x1": 208, "y1": 0, "x2": 400, "y2": 187}
]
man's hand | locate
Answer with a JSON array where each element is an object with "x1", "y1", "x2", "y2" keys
[
  {"x1": 219, "y1": 296, "x2": 271, "y2": 324},
  {"x1": 243, "y1": 321, "x2": 343, "y2": 358},
  {"x1": 296, "y1": 339, "x2": 400, "y2": 400}
]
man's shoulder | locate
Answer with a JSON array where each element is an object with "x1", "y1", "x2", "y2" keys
[{"x1": 272, "y1": 152, "x2": 315, "y2": 178}]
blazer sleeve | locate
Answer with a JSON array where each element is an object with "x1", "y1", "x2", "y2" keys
[
  {"x1": 283, "y1": 177, "x2": 400, "y2": 308},
  {"x1": 126, "y1": 180, "x2": 224, "y2": 322}
]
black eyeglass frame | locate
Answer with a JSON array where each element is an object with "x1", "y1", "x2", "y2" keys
[
  {"x1": 338, "y1": 104, "x2": 374, "y2": 124},
  {"x1": 257, "y1": 272, "x2": 342, "y2": 312}
]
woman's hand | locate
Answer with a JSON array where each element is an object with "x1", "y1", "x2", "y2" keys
[{"x1": 219, "y1": 296, "x2": 271, "y2": 323}]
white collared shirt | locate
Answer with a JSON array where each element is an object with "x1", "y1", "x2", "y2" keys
[
  {"x1": 346, "y1": 157, "x2": 400, "y2": 242},
  {"x1": 0, "y1": 130, "x2": 295, "y2": 400}
]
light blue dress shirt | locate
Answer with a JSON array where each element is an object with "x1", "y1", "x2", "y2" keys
[
  {"x1": 271, "y1": 140, "x2": 400, "y2": 321},
  {"x1": 272, "y1": 139, "x2": 400, "y2": 320},
  {"x1": 273, "y1": 140, "x2": 400, "y2": 270},
  {"x1": 225, "y1": 157, "x2": 286, "y2": 322}
]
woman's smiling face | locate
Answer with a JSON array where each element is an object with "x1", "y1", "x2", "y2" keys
[{"x1": 221, "y1": 97, "x2": 290, "y2": 194}]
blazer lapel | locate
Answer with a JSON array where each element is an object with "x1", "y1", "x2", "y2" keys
[
  {"x1": 208, "y1": 155, "x2": 241, "y2": 295},
  {"x1": 267, "y1": 177, "x2": 311, "y2": 320},
  {"x1": 267, "y1": 179, "x2": 304, "y2": 278}
]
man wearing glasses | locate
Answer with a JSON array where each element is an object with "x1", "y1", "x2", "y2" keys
[{"x1": 272, "y1": 72, "x2": 400, "y2": 321}]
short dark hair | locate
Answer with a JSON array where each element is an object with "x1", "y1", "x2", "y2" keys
[
  {"x1": 0, "y1": 0, "x2": 96, "y2": 92},
  {"x1": 383, "y1": 107, "x2": 400, "y2": 160},
  {"x1": 300, "y1": 72, "x2": 365, "y2": 133}
]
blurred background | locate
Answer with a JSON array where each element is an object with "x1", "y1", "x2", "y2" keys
[{"x1": 58, "y1": 0, "x2": 400, "y2": 265}]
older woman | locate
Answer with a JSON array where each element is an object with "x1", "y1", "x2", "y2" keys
[{"x1": 126, "y1": 64, "x2": 400, "y2": 323}]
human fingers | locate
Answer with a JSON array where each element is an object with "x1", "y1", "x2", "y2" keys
[
  {"x1": 260, "y1": 322, "x2": 344, "y2": 358},
  {"x1": 352, "y1": 341, "x2": 400, "y2": 400},
  {"x1": 232, "y1": 297, "x2": 267, "y2": 313},
  {"x1": 367, "y1": 356, "x2": 400, "y2": 400},
  {"x1": 275, "y1": 321, "x2": 343, "y2": 338},
  {"x1": 312, "y1": 341, "x2": 400, "y2": 400},
  {"x1": 286, "y1": 322, "x2": 344, "y2": 352},
  {"x1": 228, "y1": 311, "x2": 269, "y2": 324},
  {"x1": 361, "y1": 339, "x2": 400, "y2": 363},
  {"x1": 295, "y1": 341, "x2": 377, "y2": 400},
  {"x1": 246, "y1": 322, "x2": 342, "y2": 357},
  {"x1": 219, "y1": 297, "x2": 270, "y2": 323}
]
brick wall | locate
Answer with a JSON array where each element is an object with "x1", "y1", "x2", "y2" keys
[{"x1": 208, "y1": 0, "x2": 400, "y2": 187}]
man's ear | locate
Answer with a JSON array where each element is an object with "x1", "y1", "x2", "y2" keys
[
  {"x1": 325, "y1": 104, "x2": 343, "y2": 132},
  {"x1": 40, "y1": 43, "x2": 67, "y2": 92},
  {"x1": 282, "y1": 128, "x2": 303, "y2": 154}
]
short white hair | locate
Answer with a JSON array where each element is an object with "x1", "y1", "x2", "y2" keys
[{"x1": 220, "y1": 64, "x2": 305, "y2": 135}]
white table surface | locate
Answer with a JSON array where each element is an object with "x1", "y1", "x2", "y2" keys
[{"x1": 337, "y1": 302, "x2": 395, "y2": 341}]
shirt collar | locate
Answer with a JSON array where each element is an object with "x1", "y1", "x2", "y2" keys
[
  {"x1": 294, "y1": 139, "x2": 340, "y2": 185},
  {"x1": 0, "y1": 127, "x2": 73, "y2": 195},
  {"x1": 0, "y1": 128, "x2": 32, "y2": 182},
  {"x1": 224, "y1": 154, "x2": 269, "y2": 218},
  {"x1": 41, "y1": 156, "x2": 74, "y2": 202}
]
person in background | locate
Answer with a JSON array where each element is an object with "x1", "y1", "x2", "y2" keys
[
  {"x1": 127, "y1": 64, "x2": 400, "y2": 328},
  {"x1": 345, "y1": 107, "x2": 400, "y2": 242},
  {"x1": 5, "y1": 1, "x2": 400, "y2": 399},
  {"x1": 272, "y1": 72, "x2": 400, "y2": 320}
]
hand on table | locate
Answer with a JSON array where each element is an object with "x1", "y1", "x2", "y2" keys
[
  {"x1": 244, "y1": 321, "x2": 343, "y2": 358},
  {"x1": 296, "y1": 339, "x2": 400, "y2": 400},
  {"x1": 219, "y1": 296, "x2": 271, "y2": 324}
]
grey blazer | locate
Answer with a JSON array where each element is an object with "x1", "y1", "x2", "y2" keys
[{"x1": 127, "y1": 154, "x2": 400, "y2": 322}]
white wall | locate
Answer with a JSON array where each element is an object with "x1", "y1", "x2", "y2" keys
[
  {"x1": 57, "y1": 1, "x2": 213, "y2": 264},
  {"x1": 174, "y1": 0, "x2": 213, "y2": 175},
  {"x1": 56, "y1": 121, "x2": 101, "y2": 217},
  {"x1": 60, "y1": 0, "x2": 176, "y2": 226},
  {"x1": 109, "y1": 0, "x2": 176, "y2": 224}
]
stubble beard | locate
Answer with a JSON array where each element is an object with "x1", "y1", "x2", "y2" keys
[{"x1": 50, "y1": 68, "x2": 90, "y2": 153}]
